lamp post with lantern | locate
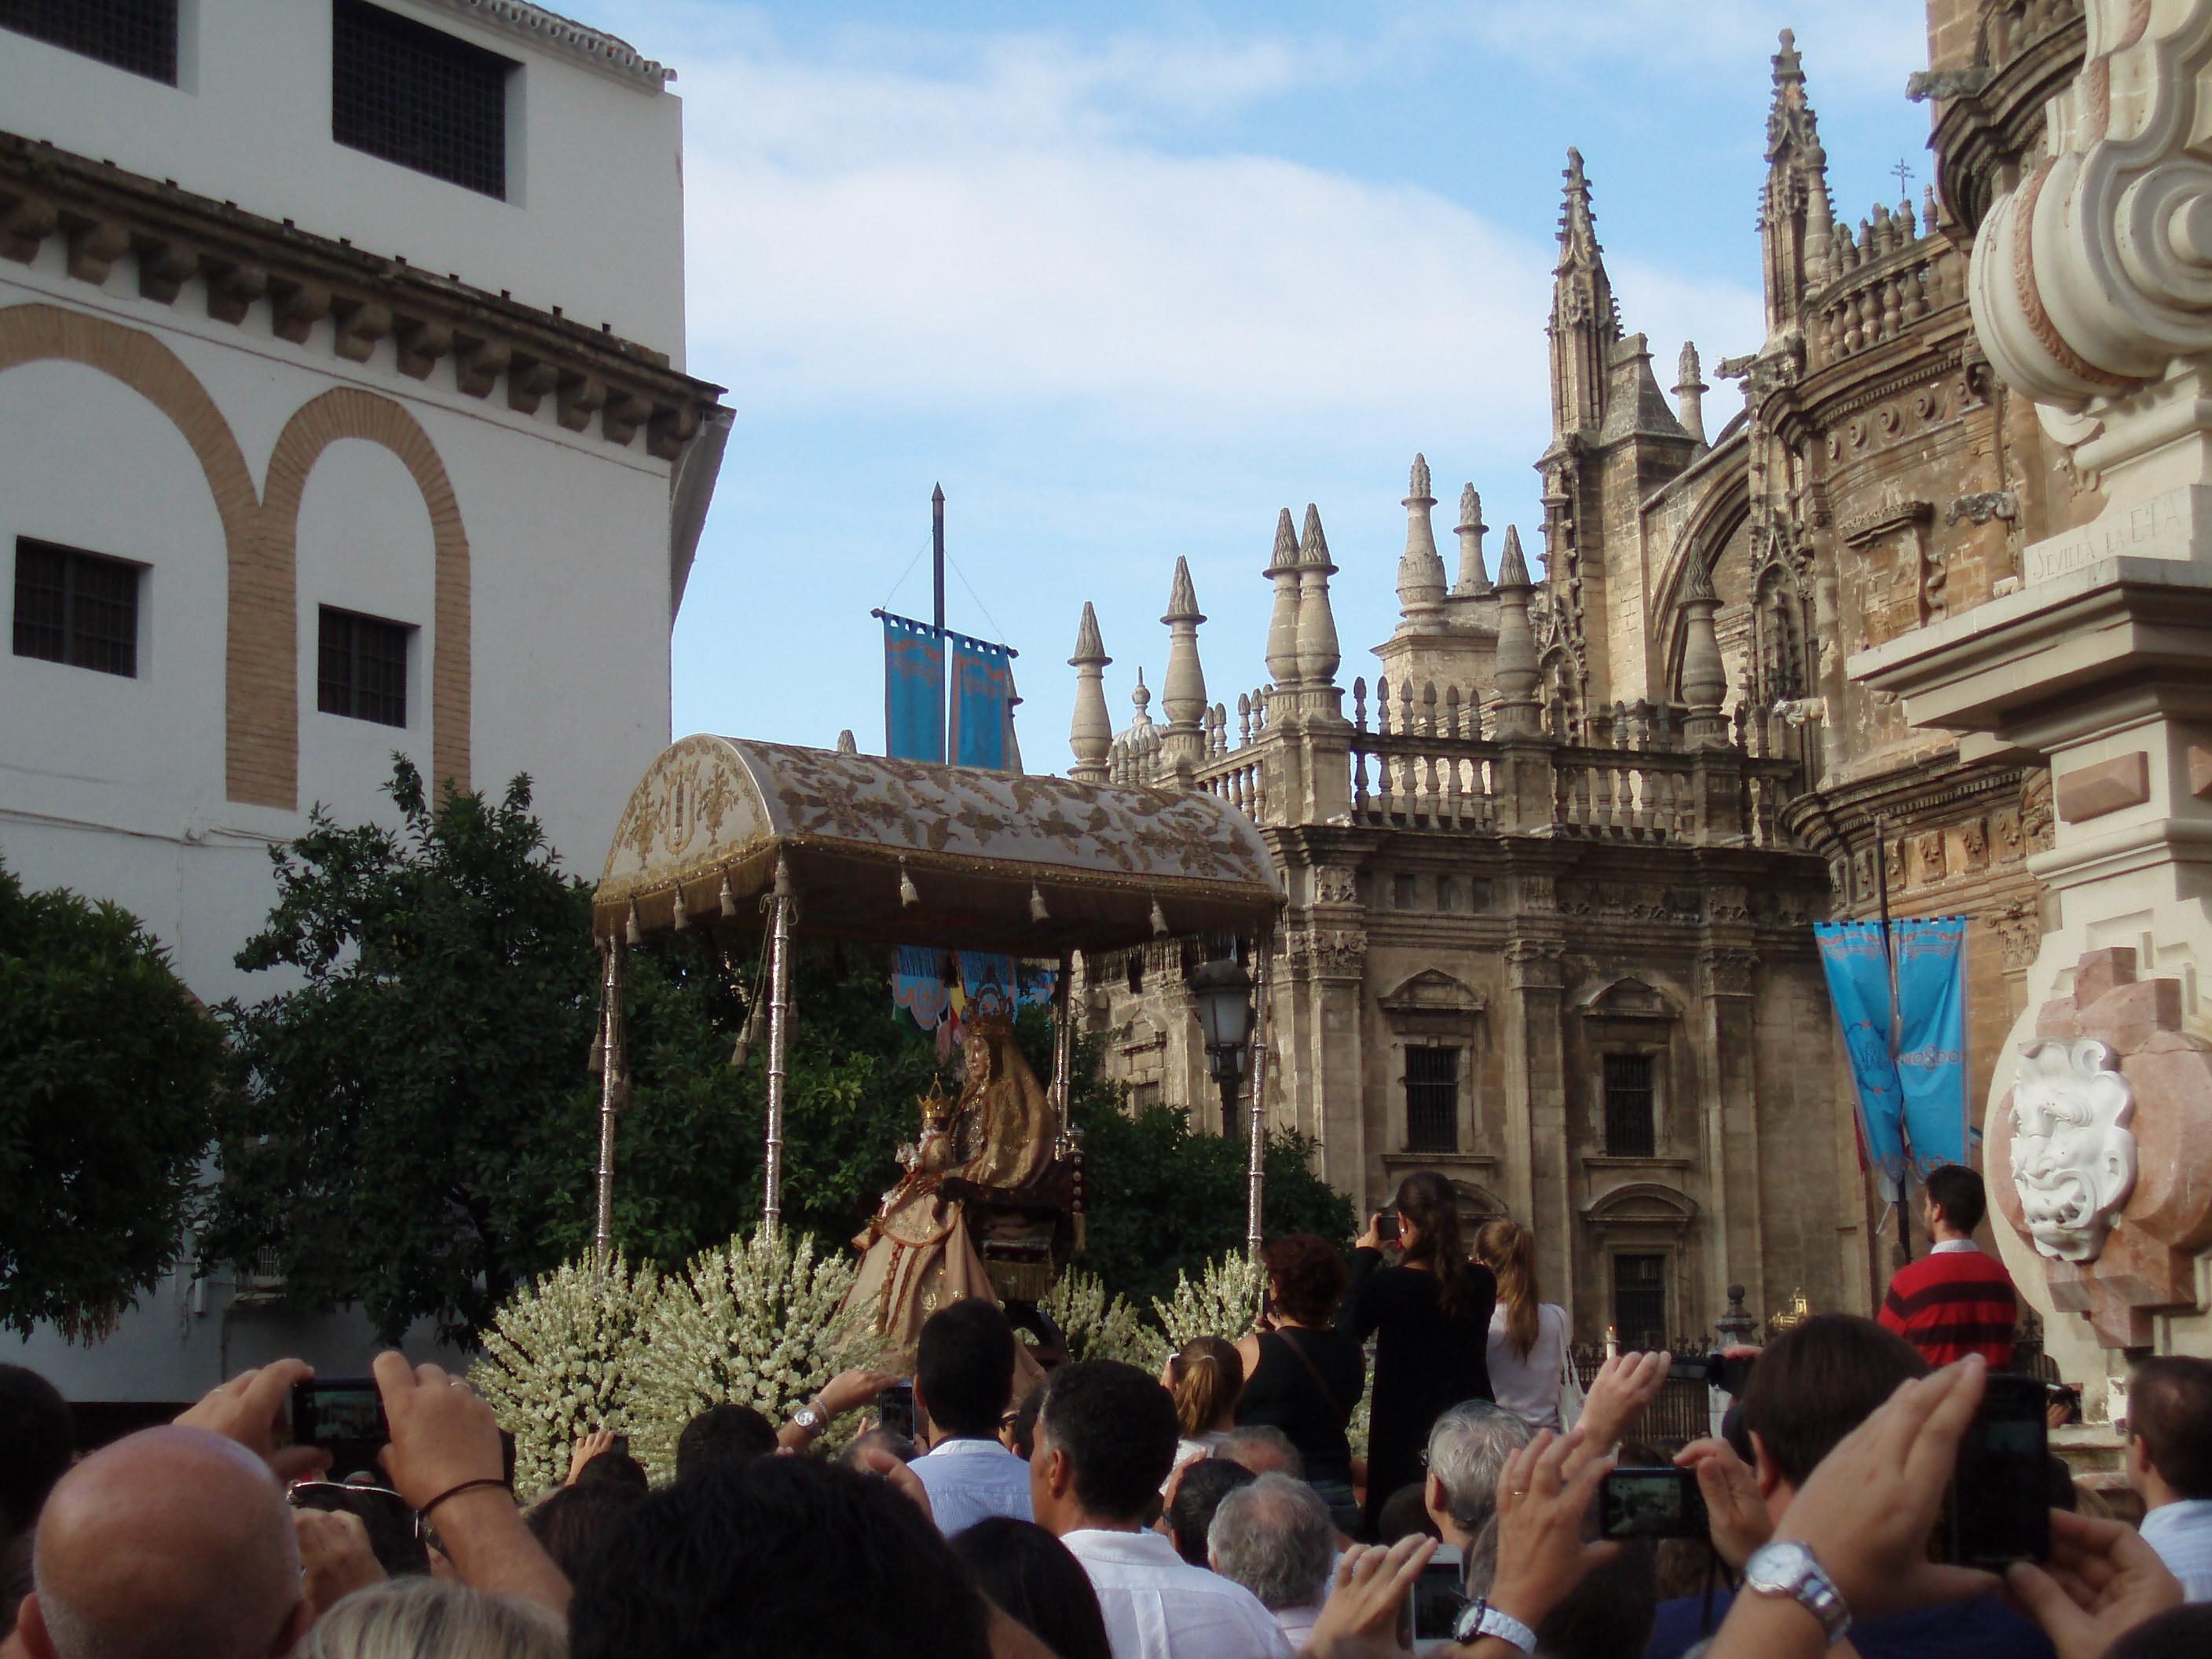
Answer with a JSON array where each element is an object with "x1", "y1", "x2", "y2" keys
[{"x1": 1190, "y1": 948, "x2": 1266, "y2": 1260}]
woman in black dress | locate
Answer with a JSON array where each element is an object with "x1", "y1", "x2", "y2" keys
[
  {"x1": 1338, "y1": 1170, "x2": 1497, "y2": 1538},
  {"x1": 1233, "y1": 1233, "x2": 1364, "y2": 1536}
]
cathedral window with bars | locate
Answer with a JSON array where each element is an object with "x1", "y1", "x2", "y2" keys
[
  {"x1": 0, "y1": 0, "x2": 178, "y2": 83},
  {"x1": 1611, "y1": 1254, "x2": 1668, "y2": 1350},
  {"x1": 1404, "y1": 1045, "x2": 1460, "y2": 1154},
  {"x1": 13, "y1": 540, "x2": 140, "y2": 678},
  {"x1": 317, "y1": 606, "x2": 410, "y2": 727},
  {"x1": 332, "y1": 0, "x2": 513, "y2": 198},
  {"x1": 1602, "y1": 1051, "x2": 1657, "y2": 1157}
]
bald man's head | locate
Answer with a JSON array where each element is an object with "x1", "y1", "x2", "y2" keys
[{"x1": 23, "y1": 1426, "x2": 308, "y2": 1659}]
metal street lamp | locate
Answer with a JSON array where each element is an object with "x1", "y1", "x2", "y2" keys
[{"x1": 1189, "y1": 953, "x2": 1254, "y2": 1130}]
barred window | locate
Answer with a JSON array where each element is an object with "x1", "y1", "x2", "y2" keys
[
  {"x1": 0, "y1": 0, "x2": 178, "y2": 84},
  {"x1": 332, "y1": 0, "x2": 512, "y2": 198},
  {"x1": 1603, "y1": 1052, "x2": 1657, "y2": 1157},
  {"x1": 1404, "y1": 1045, "x2": 1459, "y2": 1154},
  {"x1": 1612, "y1": 1254, "x2": 1668, "y2": 1350},
  {"x1": 13, "y1": 540, "x2": 140, "y2": 677},
  {"x1": 317, "y1": 606, "x2": 410, "y2": 727}
]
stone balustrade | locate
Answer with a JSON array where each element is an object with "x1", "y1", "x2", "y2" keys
[{"x1": 1810, "y1": 202, "x2": 1968, "y2": 367}]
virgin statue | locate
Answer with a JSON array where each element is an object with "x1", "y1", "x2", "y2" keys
[{"x1": 844, "y1": 1011, "x2": 1061, "y2": 1360}]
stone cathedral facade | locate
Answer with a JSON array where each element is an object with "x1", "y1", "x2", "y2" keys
[{"x1": 1069, "y1": 13, "x2": 2102, "y2": 1344}]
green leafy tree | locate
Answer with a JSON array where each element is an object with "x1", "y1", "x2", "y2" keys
[
  {"x1": 1017, "y1": 1014, "x2": 1356, "y2": 1309},
  {"x1": 0, "y1": 862, "x2": 224, "y2": 1339},
  {"x1": 205, "y1": 761, "x2": 602, "y2": 1344}
]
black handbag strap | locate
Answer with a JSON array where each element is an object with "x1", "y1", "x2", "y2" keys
[{"x1": 1273, "y1": 1328, "x2": 1347, "y2": 1423}]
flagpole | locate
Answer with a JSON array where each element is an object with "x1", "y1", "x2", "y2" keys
[{"x1": 1873, "y1": 815, "x2": 1914, "y2": 1265}]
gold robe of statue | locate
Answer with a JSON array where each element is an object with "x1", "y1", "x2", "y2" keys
[{"x1": 846, "y1": 1013, "x2": 1058, "y2": 1360}]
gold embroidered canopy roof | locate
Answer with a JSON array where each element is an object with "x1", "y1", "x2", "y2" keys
[{"x1": 593, "y1": 735, "x2": 1284, "y2": 950}]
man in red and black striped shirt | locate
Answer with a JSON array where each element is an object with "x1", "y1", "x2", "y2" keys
[{"x1": 1877, "y1": 1164, "x2": 2017, "y2": 1367}]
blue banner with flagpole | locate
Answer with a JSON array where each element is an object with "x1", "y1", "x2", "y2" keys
[
  {"x1": 1813, "y1": 921, "x2": 1908, "y2": 1195},
  {"x1": 1895, "y1": 917, "x2": 1970, "y2": 1171},
  {"x1": 882, "y1": 613, "x2": 947, "y2": 764},
  {"x1": 950, "y1": 633, "x2": 1018, "y2": 771}
]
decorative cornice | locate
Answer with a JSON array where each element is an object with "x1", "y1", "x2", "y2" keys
[
  {"x1": 0, "y1": 131, "x2": 723, "y2": 461},
  {"x1": 422, "y1": 0, "x2": 673, "y2": 89}
]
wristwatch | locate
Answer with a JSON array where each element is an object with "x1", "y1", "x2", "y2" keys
[
  {"x1": 789, "y1": 1398, "x2": 828, "y2": 1434},
  {"x1": 1741, "y1": 1541, "x2": 1851, "y2": 1646},
  {"x1": 1452, "y1": 1599, "x2": 1536, "y2": 1654}
]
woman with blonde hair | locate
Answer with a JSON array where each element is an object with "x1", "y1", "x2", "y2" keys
[
  {"x1": 1159, "y1": 1335, "x2": 1243, "y2": 1489},
  {"x1": 1474, "y1": 1218, "x2": 1573, "y2": 1430},
  {"x1": 299, "y1": 1577, "x2": 567, "y2": 1659}
]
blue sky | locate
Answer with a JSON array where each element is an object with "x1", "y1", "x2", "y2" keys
[{"x1": 588, "y1": 1, "x2": 1933, "y2": 769}]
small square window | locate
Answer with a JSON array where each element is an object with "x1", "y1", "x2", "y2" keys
[
  {"x1": 1404, "y1": 1045, "x2": 1459, "y2": 1154},
  {"x1": 1604, "y1": 1052, "x2": 1657, "y2": 1157},
  {"x1": 1436, "y1": 876, "x2": 1458, "y2": 914},
  {"x1": 1393, "y1": 873, "x2": 1417, "y2": 910},
  {"x1": 13, "y1": 539, "x2": 140, "y2": 677},
  {"x1": 317, "y1": 606, "x2": 411, "y2": 726},
  {"x1": 0, "y1": 0, "x2": 178, "y2": 84},
  {"x1": 332, "y1": 0, "x2": 514, "y2": 198}
]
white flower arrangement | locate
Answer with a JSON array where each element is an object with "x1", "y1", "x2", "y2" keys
[
  {"x1": 1142, "y1": 1251, "x2": 1265, "y2": 1372},
  {"x1": 1030, "y1": 1266, "x2": 1148, "y2": 1366},
  {"x1": 626, "y1": 1224, "x2": 876, "y2": 1478},
  {"x1": 468, "y1": 1251, "x2": 660, "y2": 1498}
]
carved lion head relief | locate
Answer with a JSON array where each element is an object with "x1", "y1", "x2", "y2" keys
[{"x1": 2009, "y1": 1038, "x2": 2138, "y2": 1264}]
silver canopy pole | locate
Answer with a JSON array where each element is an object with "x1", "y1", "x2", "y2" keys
[
  {"x1": 593, "y1": 939, "x2": 626, "y2": 1264},
  {"x1": 764, "y1": 855, "x2": 795, "y2": 1232},
  {"x1": 1245, "y1": 935, "x2": 1273, "y2": 1262}
]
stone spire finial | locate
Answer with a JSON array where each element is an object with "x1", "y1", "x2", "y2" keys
[
  {"x1": 1491, "y1": 526, "x2": 1540, "y2": 730},
  {"x1": 1679, "y1": 558, "x2": 1729, "y2": 742},
  {"x1": 1160, "y1": 557, "x2": 1210, "y2": 769},
  {"x1": 1396, "y1": 452, "x2": 1448, "y2": 628},
  {"x1": 1264, "y1": 507, "x2": 1303, "y2": 691},
  {"x1": 1068, "y1": 601, "x2": 1113, "y2": 782},
  {"x1": 1763, "y1": 28, "x2": 1833, "y2": 321},
  {"x1": 1551, "y1": 148, "x2": 1621, "y2": 438},
  {"x1": 1453, "y1": 483, "x2": 1492, "y2": 596},
  {"x1": 1675, "y1": 341, "x2": 1708, "y2": 445},
  {"x1": 1130, "y1": 668, "x2": 1153, "y2": 727},
  {"x1": 1295, "y1": 504, "x2": 1341, "y2": 692}
]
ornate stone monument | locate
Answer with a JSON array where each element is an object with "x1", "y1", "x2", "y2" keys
[{"x1": 1857, "y1": 2, "x2": 2212, "y2": 1392}]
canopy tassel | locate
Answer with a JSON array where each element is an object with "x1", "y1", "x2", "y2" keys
[
  {"x1": 671, "y1": 885, "x2": 690, "y2": 932},
  {"x1": 624, "y1": 901, "x2": 643, "y2": 947},
  {"x1": 719, "y1": 876, "x2": 738, "y2": 919},
  {"x1": 899, "y1": 860, "x2": 920, "y2": 908},
  {"x1": 1030, "y1": 884, "x2": 1050, "y2": 923},
  {"x1": 1150, "y1": 897, "x2": 1170, "y2": 937}
]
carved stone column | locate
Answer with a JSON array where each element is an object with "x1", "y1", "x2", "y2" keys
[
  {"x1": 1857, "y1": 2, "x2": 2212, "y2": 1371},
  {"x1": 1503, "y1": 928, "x2": 1572, "y2": 1316}
]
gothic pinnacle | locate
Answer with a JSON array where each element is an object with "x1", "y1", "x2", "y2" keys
[
  {"x1": 1070, "y1": 600, "x2": 1108, "y2": 667},
  {"x1": 1496, "y1": 524, "x2": 1533, "y2": 590},
  {"x1": 1454, "y1": 484, "x2": 1492, "y2": 596},
  {"x1": 1397, "y1": 453, "x2": 1446, "y2": 626},
  {"x1": 1068, "y1": 602, "x2": 1112, "y2": 782},
  {"x1": 1265, "y1": 507, "x2": 1303, "y2": 690}
]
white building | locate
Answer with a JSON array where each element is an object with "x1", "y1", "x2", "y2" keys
[{"x1": 0, "y1": 0, "x2": 728, "y2": 1409}]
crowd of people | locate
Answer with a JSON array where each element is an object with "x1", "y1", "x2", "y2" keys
[{"x1": 2, "y1": 1168, "x2": 2210, "y2": 1658}]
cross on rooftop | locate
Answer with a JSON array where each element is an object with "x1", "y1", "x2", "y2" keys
[{"x1": 1892, "y1": 157, "x2": 1916, "y2": 196}]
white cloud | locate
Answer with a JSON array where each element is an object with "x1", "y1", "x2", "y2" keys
[{"x1": 630, "y1": 13, "x2": 1763, "y2": 449}]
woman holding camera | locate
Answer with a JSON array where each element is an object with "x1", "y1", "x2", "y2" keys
[{"x1": 1339, "y1": 1170, "x2": 1497, "y2": 1538}]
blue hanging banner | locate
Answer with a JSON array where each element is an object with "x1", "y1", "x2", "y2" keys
[
  {"x1": 1895, "y1": 917, "x2": 1970, "y2": 1174},
  {"x1": 949, "y1": 632, "x2": 1018, "y2": 771},
  {"x1": 1813, "y1": 921, "x2": 1907, "y2": 1196},
  {"x1": 892, "y1": 945, "x2": 950, "y2": 1031},
  {"x1": 882, "y1": 613, "x2": 947, "y2": 765}
]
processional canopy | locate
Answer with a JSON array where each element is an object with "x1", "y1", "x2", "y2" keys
[{"x1": 593, "y1": 735, "x2": 1284, "y2": 950}]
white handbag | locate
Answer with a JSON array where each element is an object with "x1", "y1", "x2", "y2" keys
[{"x1": 1555, "y1": 1309, "x2": 1586, "y2": 1431}]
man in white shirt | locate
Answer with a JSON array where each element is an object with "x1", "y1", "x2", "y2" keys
[
  {"x1": 909, "y1": 1298, "x2": 1034, "y2": 1536},
  {"x1": 1207, "y1": 1472, "x2": 1338, "y2": 1650},
  {"x1": 2126, "y1": 1355, "x2": 2212, "y2": 1602},
  {"x1": 1031, "y1": 1360, "x2": 1292, "y2": 1659}
]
